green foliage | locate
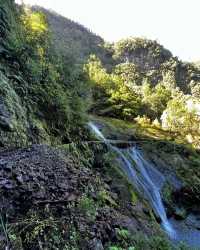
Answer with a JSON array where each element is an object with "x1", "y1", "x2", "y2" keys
[
  {"x1": 0, "y1": 72, "x2": 28, "y2": 146},
  {"x1": 85, "y1": 55, "x2": 142, "y2": 119},
  {"x1": 107, "y1": 231, "x2": 176, "y2": 250},
  {"x1": 22, "y1": 10, "x2": 48, "y2": 39},
  {"x1": 85, "y1": 50, "x2": 199, "y2": 147},
  {"x1": 108, "y1": 247, "x2": 123, "y2": 250},
  {"x1": 162, "y1": 93, "x2": 200, "y2": 137},
  {"x1": 84, "y1": 55, "x2": 115, "y2": 113},
  {"x1": 0, "y1": 3, "x2": 9, "y2": 40},
  {"x1": 109, "y1": 74, "x2": 142, "y2": 119},
  {"x1": 141, "y1": 82, "x2": 172, "y2": 118},
  {"x1": 114, "y1": 63, "x2": 141, "y2": 85},
  {"x1": 97, "y1": 190, "x2": 117, "y2": 207},
  {"x1": 190, "y1": 81, "x2": 200, "y2": 98},
  {"x1": 114, "y1": 37, "x2": 172, "y2": 63},
  {"x1": 116, "y1": 228, "x2": 131, "y2": 241},
  {"x1": 85, "y1": 54, "x2": 173, "y2": 121},
  {"x1": 0, "y1": 2, "x2": 89, "y2": 145},
  {"x1": 6, "y1": 209, "x2": 82, "y2": 250},
  {"x1": 78, "y1": 195, "x2": 97, "y2": 221}
]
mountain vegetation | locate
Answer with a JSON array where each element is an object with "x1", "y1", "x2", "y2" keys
[
  {"x1": 0, "y1": 1, "x2": 200, "y2": 249},
  {"x1": 85, "y1": 39, "x2": 200, "y2": 146}
]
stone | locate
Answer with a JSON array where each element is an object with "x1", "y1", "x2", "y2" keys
[
  {"x1": 0, "y1": 115, "x2": 13, "y2": 131},
  {"x1": 89, "y1": 238, "x2": 104, "y2": 250},
  {"x1": 16, "y1": 175, "x2": 23, "y2": 184},
  {"x1": 67, "y1": 193, "x2": 77, "y2": 202},
  {"x1": 174, "y1": 207, "x2": 187, "y2": 220}
]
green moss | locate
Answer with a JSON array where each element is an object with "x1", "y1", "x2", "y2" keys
[
  {"x1": 130, "y1": 189, "x2": 138, "y2": 204},
  {"x1": 116, "y1": 228, "x2": 131, "y2": 241},
  {"x1": 162, "y1": 182, "x2": 174, "y2": 206},
  {"x1": 97, "y1": 190, "x2": 118, "y2": 207},
  {"x1": 77, "y1": 195, "x2": 97, "y2": 221},
  {"x1": 0, "y1": 71, "x2": 29, "y2": 147}
]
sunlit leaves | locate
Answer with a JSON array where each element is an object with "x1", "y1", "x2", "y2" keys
[
  {"x1": 141, "y1": 82, "x2": 172, "y2": 118},
  {"x1": 191, "y1": 82, "x2": 200, "y2": 99},
  {"x1": 21, "y1": 11, "x2": 48, "y2": 41},
  {"x1": 84, "y1": 55, "x2": 142, "y2": 119},
  {"x1": 161, "y1": 94, "x2": 200, "y2": 137},
  {"x1": 114, "y1": 63, "x2": 141, "y2": 86}
]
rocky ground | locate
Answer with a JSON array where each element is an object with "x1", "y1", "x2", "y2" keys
[
  {"x1": 0, "y1": 117, "x2": 199, "y2": 250},
  {"x1": 0, "y1": 144, "x2": 167, "y2": 250}
]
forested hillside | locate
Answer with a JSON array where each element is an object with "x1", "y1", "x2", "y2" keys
[
  {"x1": 0, "y1": 1, "x2": 200, "y2": 250},
  {"x1": 0, "y1": 0, "x2": 90, "y2": 147},
  {"x1": 85, "y1": 38, "x2": 200, "y2": 147},
  {"x1": 31, "y1": 6, "x2": 114, "y2": 68},
  {"x1": 32, "y1": 6, "x2": 200, "y2": 147}
]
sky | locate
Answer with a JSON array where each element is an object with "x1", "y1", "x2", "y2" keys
[{"x1": 15, "y1": 0, "x2": 200, "y2": 62}]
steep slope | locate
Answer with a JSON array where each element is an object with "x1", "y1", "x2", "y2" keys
[
  {"x1": 32, "y1": 7, "x2": 200, "y2": 94},
  {"x1": 114, "y1": 37, "x2": 200, "y2": 92},
  {"x1": 0, "y1": 1, "x2": 89, "y2": 147},
  {"x1": 31, "y1": 6, "x2": 112, "y2": 67},
  {"x1": 0, "y1": 143, "x2": 169, "y2": 250}
]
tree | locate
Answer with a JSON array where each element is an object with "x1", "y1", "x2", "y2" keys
[
  {"x1": 141, "y1": 82, "x2": 171, "y2": 119},
  {"x1": 84, "y1": 55, "x2": 114, "y2": 112},
  {"x1": 161, "y1": 94, "x2": 200, "y2": 137},
  {"x1": 114, "y1": 63, "x2": 141, "y2": 86},
  {"x1": 84, "y1": 55, "x2": 143, "y2": 119},
  {"x1": 191, "y1": 82, "x2": 200, "y2": 99},
  {"x1": 109, "y1": 74, "x2": 142, "y2": 119}
]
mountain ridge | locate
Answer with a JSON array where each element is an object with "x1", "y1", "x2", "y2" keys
[{"x1": 32, "y1": 5, "x2": 200, "y2": 93}]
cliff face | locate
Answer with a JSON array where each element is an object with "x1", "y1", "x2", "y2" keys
[
  {"x1": 114, "y1": 38, "x2": 172, "y2": 71},
  {"x1": 113, "y1": 38, "x2": 200, "y2": 92},
  {"x1": 31, "y1": 6, "x2": 112, "y2": 67},
  {"x1": 0, "y1": 1, "x2": 29, "y2": 147},
  {"x1": 0, "y1": 1, "x2": 89, "y2": 148}
]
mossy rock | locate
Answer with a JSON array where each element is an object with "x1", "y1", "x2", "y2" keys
[{"x1": 0, "y1": 71, "x2": 29, "y2": 147}]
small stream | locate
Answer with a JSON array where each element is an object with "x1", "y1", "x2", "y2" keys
[{"x1": 89, "y1": 122, "x2": 200, "y2": 249}]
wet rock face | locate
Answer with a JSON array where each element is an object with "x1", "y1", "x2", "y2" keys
[
  {"x1": 173, "y1": 187, "x2": 200, "y2": 212},
  {"x1": 0, "y1": 145, "x2": 94, "y2": 216}
]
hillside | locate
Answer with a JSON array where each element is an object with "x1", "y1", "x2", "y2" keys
[
  {"x1": 31, "y1": 6, "x2": 113, "y2": 68},
  {"x1": 113, "y1": 38, "x2": 200, "y2": 92},
  {"x1": 0, "y1": 1, "x2": 200, "y2": 250},
  {"x1": 33, "y1": 6, "x2": 200, "y2": 94}
]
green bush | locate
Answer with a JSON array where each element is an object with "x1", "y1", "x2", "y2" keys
[{"x1": 78, "y1": 195, "x2": 97, "y2": 221}]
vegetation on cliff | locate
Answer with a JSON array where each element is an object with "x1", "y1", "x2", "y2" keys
[
  {"x1": 0, "y1": 0, "x2": 89, "y2": 147},
  {"x1": 85, "y1": 39, "x2": 200, "y2": 148},
  {"x1": 0, "y1": 1, "x2": 200, "y2": 249}
]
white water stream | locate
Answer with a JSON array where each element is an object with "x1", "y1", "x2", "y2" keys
[{"x1": 88, "y1": 122, "x2": 200, "y2": 248}]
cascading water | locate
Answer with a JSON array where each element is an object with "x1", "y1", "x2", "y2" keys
[
  {"x1": 88, "y1": 122, "x2": 174, "y2": 235},
  {"x1": 88, "y1": 122, "x2": 200, "y2": 248}
]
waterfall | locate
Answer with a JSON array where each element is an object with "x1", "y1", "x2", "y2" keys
[
  {"x1": 88, "y1": 122, "x2": 200, "y2": 248},
  {"x1": 88, "y1": 122, "x2": 174, "y2": 236},
  {"x1": 88, "y1": 122, "x2": 106, "y2": 141}
]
